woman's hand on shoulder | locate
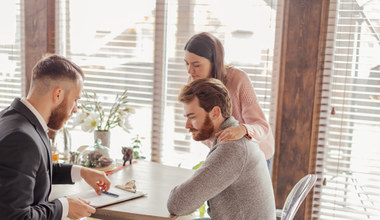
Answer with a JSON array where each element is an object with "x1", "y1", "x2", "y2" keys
[{"x1": 216, "y1": 125, "x2": 247, "y2": 144}]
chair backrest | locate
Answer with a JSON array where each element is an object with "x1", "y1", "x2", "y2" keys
[{"x1": 281, "y1": 174, "x2": 317, "y2": 220}]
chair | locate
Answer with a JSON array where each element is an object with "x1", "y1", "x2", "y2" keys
[{"x1": 276, "y1": 174, "x2": 317, "y2": 220}]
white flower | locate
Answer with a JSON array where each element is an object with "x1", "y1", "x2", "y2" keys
[
  {"x1": 81, "y1": 112, "x2": 100, "y2": 132},
  {"x1": 74, "y1": 89, "x2": 134, "y2": 132},
  {"x1": 119, "y1": 115, "x2": 132, "y2": 133},
  {"x1": 72, "y1": 112, "x2": 88, "y2": 128}
]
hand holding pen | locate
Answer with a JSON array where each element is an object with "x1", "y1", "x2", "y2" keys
[{"x1": 81, "y1": 167, "x2": 111, "y2": 195}]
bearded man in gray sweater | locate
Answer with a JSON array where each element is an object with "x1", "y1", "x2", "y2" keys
[{"x1": 167, "y1": 78, "x2": 276, "y2": 219}]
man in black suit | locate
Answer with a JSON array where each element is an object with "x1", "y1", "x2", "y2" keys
[{"x1": 0, "y1": 55, "x2": 111, "y2": 219}]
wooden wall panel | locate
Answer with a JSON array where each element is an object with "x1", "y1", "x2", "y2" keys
[
  {"x1": 272, "y1": 0, "x2": 329, "y2": 219},
  {"x1": 24, "y1": 0, "x2": 55, "y2": 95}
]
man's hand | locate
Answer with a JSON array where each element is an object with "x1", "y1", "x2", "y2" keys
[
  {"x1": 216, "y1": 125, "x2": 247, "y2": 144},
  {"x1": 81, "y1": 167, "x2": 111, "y2": 195},
  {"x1": 67, "y1": 197, "x2": 96, "y2": 219}
]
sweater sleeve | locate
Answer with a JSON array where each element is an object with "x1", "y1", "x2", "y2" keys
[
  {"x1": 230, "y1": 68, "x2": 274, "y2": 159},
  {"x1": 167, "y1": 141, "x2": 246, "y2": 216}
]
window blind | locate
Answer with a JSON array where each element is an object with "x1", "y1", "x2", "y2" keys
[
  {"x1": 57, "y1": 0, "x2": 279, "y2": 167},
  {"x1": 0, "y1": 0, "x2": 23, "y2": 110},
  {"x1": 57, "y1": 0, "x2": 156, "y2": 154},
  {"x1": 159, "y1": 0, "x2": 279, "y2": 167},
  {"x1": 313, "y1": 0, "x2": 380, "y2": 219}
]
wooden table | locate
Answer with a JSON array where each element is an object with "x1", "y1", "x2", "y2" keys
[{"x1": 50, "y1": 160, "x2": 195, "y2": 220}]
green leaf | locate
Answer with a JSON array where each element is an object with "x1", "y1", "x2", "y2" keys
[
  {"x1": 192, "y1": 161, "x2": 204, "y2": 170},
  {"x1": 199, "y1": 203, "x2": 206, "y2": 217}
]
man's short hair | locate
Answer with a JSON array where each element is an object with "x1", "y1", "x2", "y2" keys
[
  {"x1": 32, "y1": 54, "x2": 84, "y2": 82},
  {"x1": 29, "y1": 54, "x2": 84, "y2": 94},
  {"x1": 178, "y1": 78, "x2": 232, "y2": 118}
]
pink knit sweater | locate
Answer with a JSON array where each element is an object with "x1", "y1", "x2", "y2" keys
[
  {"x1": 225, "y1": 67, "x2": 274, "y2": 159},
  {"x1": 189, "y1": 67, "x2": 275, "y2": 159}
]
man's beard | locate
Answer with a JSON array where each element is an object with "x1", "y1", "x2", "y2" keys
[
  {"x1": 190, "y1": 115, "x2": 214, "y2": 141},
  {"x1": 47, "y1": 98, "x2": 69, "y2": 130}
]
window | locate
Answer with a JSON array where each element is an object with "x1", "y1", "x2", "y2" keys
[
  {"x1": 58, "y1": 0, "x2": 279, "y2": 168},
  {"x1": 57, "y1": 0, "x2": 156, "y2": 159},
  {"x1": 313, "y1": 0, "x2": 380, "y2": 219},
  {"x1": 159, "y1": 0, "x2": 279, "y2": 168},
  {"x1": 0, "y1": 0, "x2": 23, "y2": 109}
]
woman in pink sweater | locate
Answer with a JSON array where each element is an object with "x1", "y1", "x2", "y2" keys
[{"x1": 184, "y1": 32, "x2": 275, "y2": 169}]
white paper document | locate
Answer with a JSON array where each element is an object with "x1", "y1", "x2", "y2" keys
[{"x1": 70, "y1": 187, "x2": 145, "y2": 208}]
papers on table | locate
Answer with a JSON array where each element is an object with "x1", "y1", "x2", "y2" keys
[{"x1": 69, "y1": 187, "x2": 145, "y2": 208}]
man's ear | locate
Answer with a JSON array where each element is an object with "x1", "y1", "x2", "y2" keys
[
  {"x1": 52, "y1": 87, "x2": 65, "y2": 105},
  {"x1": 210, "y1": 106, "x2": 221, "y2": 120}
]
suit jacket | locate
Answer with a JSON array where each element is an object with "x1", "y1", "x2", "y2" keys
[{"x1": 0, "y1": 98, "x2": 74, "y2": 220}]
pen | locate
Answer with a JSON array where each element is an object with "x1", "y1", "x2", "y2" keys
[{"x1": 101, "y1": 190, "x2": 119, "y2": 197}]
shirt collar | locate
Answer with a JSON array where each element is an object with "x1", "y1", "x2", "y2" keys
[{"x1": 20, "y1": 98, "x2": 49, "y2": 133}]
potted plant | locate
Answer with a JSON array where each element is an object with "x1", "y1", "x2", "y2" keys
[{"x1": 73, "y1": 89, "x2": 134, "y2": 147}]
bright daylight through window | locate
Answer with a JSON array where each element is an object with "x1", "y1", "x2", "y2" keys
[
  {"x1": 313, "y1": 0, "x2": 380, "y2": 219},
  {"x1": 0, "y1": 0, "x2": 22, "y2": 110},
  {"x1": 57, "y1": 0, "x2": 278, "y2": 168}
]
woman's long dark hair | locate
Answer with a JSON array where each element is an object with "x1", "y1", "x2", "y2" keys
[{"x1": 184, "y1": 32, "x2": 227, "y2": 84}]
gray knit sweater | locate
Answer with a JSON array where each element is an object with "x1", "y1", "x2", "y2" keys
[{"x1": 167, "y1": 116, "x2": 276, "y2": 219}]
